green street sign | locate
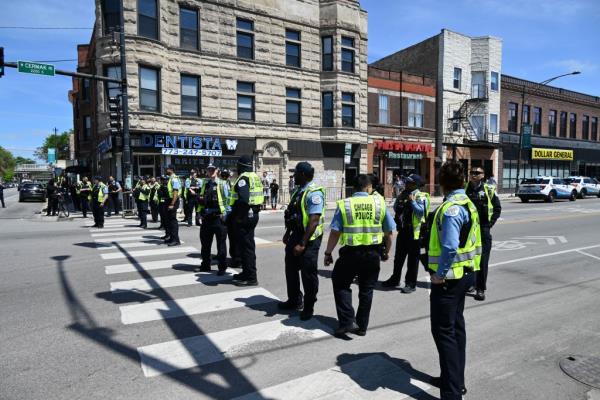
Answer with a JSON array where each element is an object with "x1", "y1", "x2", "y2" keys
[
  {"x1": 522, "y1": 124, "x2": 532, "y2": 149},
  {"x1": 18, "y1": 61, "x2": 55, "y2": 77}
]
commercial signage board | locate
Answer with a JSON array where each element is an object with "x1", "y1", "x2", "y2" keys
[
  {"x1": 47, "y1": 148, "x2": 56, "y2": 164},
  {"x1": 388, "y1": 152, "x2": 423, "y2": 160},
  {"x1": 141, "y1": 134, "x2": 240, "y2": 157},
  {"x1": 18, "y1": 61, "x2": 55, "y2": 76},
  {"x1": 522, "y1": 124, "x2": 532, "y2": 149},
  {"x1": 531, "y1": 148, "x2": 573, "y2": 161}
]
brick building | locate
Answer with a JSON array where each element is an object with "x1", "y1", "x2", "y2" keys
[
  {"x1": 367, "y1": 66, "x2": 436, "y2": 196},
  {"x1": 71, "y1": 0, "x2": 368, "y2": 196},
  {"x1": 500, "y1": 75, "x2": 600, "y2": 191}
]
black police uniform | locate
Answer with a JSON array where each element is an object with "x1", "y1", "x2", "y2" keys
[
  {"x1": 79, "y1": 182, "x2": 91, "y2": 218},
  {"x1": 165, "y1": 176, "x2": 181, "y2": 244},
  {"x1": 199, "y1": 179, "x2": 228, "y2": 272},
  {"x1": 46, "y1": 182, "x2": 58, "y2": 216},
  {"x1": 465, "y1": 182, "x2": 501, "y2": 292},
  {"x1": 91, "y1": 183, "x2": 105, "y2": 228},
  {"x1": 230, "y1": 175, "x2": 260, "y2": 284},
  {"x1": 157, "y1": 180, "x2": 169, "y2": 231},
  {"x1": 0, "y1": 183, "x2": 5, "y2": 208},
  {"x1": 185, "y1": 177, "x2": 200, "y2": 226},
  {"x1": 138, "y1": 185, "x2": 150, "y2": 228},
  {"x1": 149, "y1": 183, "x2": 159, "y2": 222},
  {"x1": 107, "y1": 181, "x2": 121, "y2": 216}
]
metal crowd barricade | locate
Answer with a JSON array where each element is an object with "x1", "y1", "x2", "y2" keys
[{"x1": 121, "y1": 191, "x2": 137, "y2": 217}]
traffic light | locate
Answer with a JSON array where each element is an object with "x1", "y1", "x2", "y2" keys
[
  {"x1": 108, "y1": 96, "x2": 121, "y2": 135},
  {"x1": 0, "y1": 47, "x2": 4, "y2": 78}
]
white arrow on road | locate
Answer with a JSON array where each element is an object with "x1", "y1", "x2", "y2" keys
[{"x1": 512, "y1": 236, "x2": 568, "y2": 245}]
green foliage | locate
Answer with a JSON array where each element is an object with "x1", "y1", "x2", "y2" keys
[
  {"x1": 15, "y1": 156, "x2": 36, "y2": 165},
  {"x1": 0, "y1": 146, "x2": 16, "y2": 181},
  {"x1": 34, "y1": 129, "x2": 72, "y2": 161}
]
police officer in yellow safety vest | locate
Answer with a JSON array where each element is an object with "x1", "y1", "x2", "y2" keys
[
  {"x1": 136, "y1": 177, "x2": 150, "y2": 229},
  {"x1": 279, "y1": 162, "x2": 325, "y2": 321},
  {"x1": 148, "y1": 177, "x2": 160, "y2": 223},
  {"x1": 162, "y1": 165, "x2": 182, "y2": 246},
  {"x1": 465, "y1": 166, "x2": 501, "y2": 301},
  {"x1": 382, "y1": 174, "x2": 430, "y2": 293},
  {"x1": 77, "y1": 177, "x2": 93, "y2": 219},
  {"x1": 196, "y1": 164, "x2": 230, "y2": 275},
  {"x1": 183, "y1": 169, "x2": 201, "y2": 227},
  {"x1": 91, "y1": 176, "x2": 108, "y2": 229},
  {"x1": 428, "y1": 161, "x2": 482, "y2": 400},
  {"x1": 229, "y1": 155, "x2": 264, "y2": 286},
  {"x1": 324, "y1": 174, "x2": 395, "y2": 338}
]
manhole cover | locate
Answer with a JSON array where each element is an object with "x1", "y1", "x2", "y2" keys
[{"x1": 560, "y1": 355, "x2": 600, "y2": 389}]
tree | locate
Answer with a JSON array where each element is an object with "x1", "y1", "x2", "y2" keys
[
  {"x1": 0, "y1": 146, "x2": 16, "y2": 181},
  {"x1": 15, "y1": 156, "x2": 36, "y2": 165},
  {"x1": 34, "y1": 129, "x2": 72, "y2": 161}
]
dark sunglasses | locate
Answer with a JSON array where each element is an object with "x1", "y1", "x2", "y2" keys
[{"x1": 470, "y1": 170, "x2": 484, "y2": 176}]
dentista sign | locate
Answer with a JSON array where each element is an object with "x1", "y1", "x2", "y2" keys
[
  {"x1": 141, "y1": 134, "x2": 239, "y2": 157},
  {"x1": 531, "y1": 148, "x2": 573, "y2": 161}
]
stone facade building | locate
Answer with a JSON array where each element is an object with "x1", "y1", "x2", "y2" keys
[{"x1": 71, "y1": 0, "x2": 368, "y2": 197}]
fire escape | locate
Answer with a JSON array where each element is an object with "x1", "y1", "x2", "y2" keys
[{"x1": 447, "y1": 83, "x2": 498, "y2": 144}]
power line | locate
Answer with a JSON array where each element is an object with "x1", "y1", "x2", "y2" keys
[{"x1": 0, "y1": 26, "x2": 91, "y2": 30}]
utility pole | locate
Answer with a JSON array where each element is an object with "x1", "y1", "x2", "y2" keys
[{"x1": 119, "y1": 0, "x2": 132, "y2": 189}]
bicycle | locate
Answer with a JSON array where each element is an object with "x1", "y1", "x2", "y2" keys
[{"x1": 56, "y1": 191, "x2": 70, "y2": 218}]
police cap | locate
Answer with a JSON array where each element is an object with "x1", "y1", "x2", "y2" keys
[{"x1": 405, "y1": 174, "x2": 423, "y2": 186}]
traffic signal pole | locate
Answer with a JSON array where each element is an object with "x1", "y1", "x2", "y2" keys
[
  {"x1": 0, "y1": 61, "x2": 122, "y2": 84},
  {"x1": 119, "y1": 0, "x2": 132, "y2": 190}
]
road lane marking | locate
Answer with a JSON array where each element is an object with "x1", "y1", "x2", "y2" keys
[
  {"x1": 512, "y1": 236, "x2": 567, "y2": 245},
  {"x1": 110, "y1": 269, "x2": 237, "y2": 291},
  {"x1": 254, "y1": 237, "x2": 271, "y2": 245},
  {"x1": 490, "y1": 244, "x2": 600, "y2": 267},
  {"x1": 231, "y1": 354, "x2": 430, "y2": 400},
  {"x1": 89, "y1": 226, "x2": 147, "y2": 232},
  {"x1": 138, "y1": 316, "x2": 329, "y2": 377},
  {"x1": 577, "y1": 250, "x2": 600, "y2": 261},
  {"x1": 100, "y1": 246, "x2": 197, "y2": 260},
  {"x1": 91, "y1": 230, "x2": 162, "y2": 237},
  {"x1": 94, "y1": 235, "x2": 163, "y2": 243},
  {"x1": 105, "y1": 258, "x2": 195, "y2": 275},
  {"x1": 96, "y1": 240, "x2": 185, "y2": 251},
  {"x1": 120, "y1": 287, "x2": 279, "y2": 325}
]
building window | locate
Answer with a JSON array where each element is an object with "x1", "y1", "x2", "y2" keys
[
  {"x1": 341, "y1": 36, "x2": 355, "y2": 73},
  {"x1": 582, "y1": 115, "x2": 590, "y2": 140},
  {"x1": 237, "y1": 81, "x2": 255, "y2": 121},
  {"x1": 490, "y1": 113, "x2": 498, "y2": 133},
  {"x1": 180, "y1": 7, "x2": 199, "y2": 50},
  {"x1": 490, "y1": 71, "x2": 499, "y2": 91},
  {"x1": 322, "y1": 92, "x2": 333, "y2": 127},
  {"x1": 181, "y1": 75, "x2": 200, "y2": 116},
  {"x1": 81, "y1": 79, "x2": 91, "y2": 101},
  {"x1": 378, "y1": 95, "x2": 389, "y2": 125},
  {"x1": 236, "y1": 18, "x2": 254, "y2": 60},
  {"x1": 508, "y1": 102, "x2": 518, "y2": 132},
  {"x1": 533, "y1": 107, "x2": 542, "y2": 135},
  {"x1": 322, "y1": 36, "x2": 333, "y2": 71},
  {"x1": 138, "y1": 0, "x2": 158, "y2": 40},
  {"x1": 408, "y1": 99, "x2": 424, "y2": 128},
  {"x1": 104, "y1": 65, "x2": 122, "y2": 110},
  {"x1": 523, "y1": 105, "x2": 530, "y2": 125},
  {"x1": 570, "y1": 113, "x2": 577, "y2": 138},
  {"x1": 548, "y1": 110, "x2": 557, "y2": 137},
  {"x1": 341, "y1": 92, "x2": 355, "y2": 128},
  {"x1": 285, "y1": 29, "x2": 301, "y2": 68},
  {"x1": 592, "y1": 117, "x2": 598, "y2": 141},
  {"x1": 453, "y1": 67, "x2": 462, "y2": 90},
  {"x1": 102, "y1": 0, "x2": 120, "y2": 35},
  {"x1": 139, "y1": 66, "x2": 159, "y2": 112},
  {"x1": 560, "y1": 111, "x2": 567, "y2": 137},
  {"x1": 286, "y1": 88, "x2": 301, "y2": 125},
  {"x1": 84, "y1": 116, "x2": 91, "y2": 140},
  {"x1": 452, "y1": 110, "x2": 460, "y2": 132}
]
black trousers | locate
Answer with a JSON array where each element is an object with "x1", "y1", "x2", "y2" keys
[
  {"x1": 182, "y1": 197, "x2": 189, "y2": 221},
  {"x1": 150, "y1": 201, "x2": 159, "y2": 222},
  {"x1": 200, "y1": 215, "x2": 228, "y2": 270},
  {"x1": 1, "y1": 192, "x2": 5, "y2": 208},
  {"x1": 227, "y1": 218, "x2": 241, "y2": 266},
  {"x1": 139, "y1": 201, "x2": 148, "y2": 227},
  {"x1": 92, "y1": 201, "x2": 104, "y2": 227},
  {"x1": 332, "y1": 246, "x2": 381, "y2": 330},
  {"x1": 390, "y1": 230, "x2": 421, "y2": 286},
  {"x1": 235, "y1": 212, "x2": 259, "y2": 280},
  {"x1": 47, "y1": 197, "x2": 58, "y2": 215},
  {"x1": 167, "y1": 204, "x2": 180, "y2": 242},
  {"x1": 80, "y1": 196, "x2": 89, "y2": 217},
  {"x1": 185, "y1": 197, "x2": 198, "y2": 225},
  {"x1": 476, "y1": 226, "x2": 492, "y2": 291},
  {"x1": 285, "y1": 236, "x2": 322, "y2": 310},
  {"x1": 107, "y1": 193, "x2": 120, "y2": 216},
  {"x1": 430, "y1": 272, "x2": 473, "y2": 400},
  {"x1": 159, "y1": 202, "x2": 168, "y2": 230}
]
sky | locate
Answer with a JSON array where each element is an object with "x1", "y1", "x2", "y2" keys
[{"x1": 1, "y1": 0, "x2": 599, "y2": 161}]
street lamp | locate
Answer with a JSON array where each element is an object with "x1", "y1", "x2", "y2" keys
[{"x1": 513, "y1": 71, "x2": 581, "y2": 194}]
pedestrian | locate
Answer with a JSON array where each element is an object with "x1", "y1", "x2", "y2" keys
[
  {"x1": 261, "y1": 171, "x2": 270, "y2": 211},
  {"x1": 465, "y1": 166, "x2": 501, "y2": 301},
  {"x1": 288, "y1": 175, "x2": 295, "y2": 195},
  {"x1": 70, "y1": 181, "x2": 81, "y2": 212},
  {"x1": 148, "y1": 177, "x2": 160, "y2": 223},
  {"x1": 157, "y1": 175, "x2": 169, "y2": 231},
  {"x1": 196, "y1": 164, "x2": 230, "y2": 275},
  {"x1": 428, "y1": 161, "x2": 482, "y2": 399},
  {"x1": 229, "y1": 155, "x2": 264, "y2": 286},
  {"x1": 221, "y1": 169, "x2": 240, "y2": 268},
  {"x1": 184, "y1": 169, "x2": 201, "y2": 227},
  {"x1": 393, "y1": 174, "x2": 405, "y2": 198},
  {"x1": 279, "y1": 162, "x2": 325, "y2": 321},
  {"x1": 270, "y1": 179, "x2": 279, "y2": 210},
  {"x1": 78, "y1": 177, "x2": 93, "y2": 218},
  {"x1": 137, "y1": 177, "x2": 150, "y2": 229},
  {"x1": 46, "y1": 179, "x2": 58, "y2": 216},
  {"x1": 91, "y1": 176, "x2": 109, "y2": 228},
  {"x1": 382, "y1": 174, "x2": 430, "y2": 293},
  {"x1": 324, "y1": 174, "x2": 395, "y2": 338},
  {"x1": 0, "y1": 181, "x2": 5, "y2": 208},
  {"x1": 162, "y1": 166, "x2": 181, "y2": 246},
  {"x1": 106, "y1": 176, "x2": 122, "y2": 217},
  {"x1": 132, "y1": 177, "x2": 142, "y2": 222}
]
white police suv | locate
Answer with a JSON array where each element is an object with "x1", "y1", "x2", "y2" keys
[
  {"x1": 517, "y1": 176, "x2": 577, "y2": 203},
  {"x1": 565, "y1": 176, "x2": 600, "y2": 198}
]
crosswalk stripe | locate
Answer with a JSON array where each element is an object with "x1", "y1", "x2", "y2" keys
[
  {"x1": 137, "y1": 316, "x2": 329, "y2": 377},
  {"x1": 100, "y1": 246, "x2": 197, "y2": 260},
  {"x1": 97, "y1": 240, "x2": 184, "y2": 251},
  {"x1": 89, "y1": 226, "x2": 146, "y2": 232},
  {"x1": 104, "y1": 258, "x2": 194, "y2": 275},
  {"x1": 120, "y1": 287, "x2": 278, "y2": 325},
  {"x1": 85, "y1": 221, "x2": 137, "y2": 227},
  {"x1": 91, "y1": 230, "x2": 162, "y2": 238},
  {"x1": 254, "y1": 237, "x2": 272, "y2": 245},
  {"x1": 110, "y1": 269, "x2": 237, "y2": 291},
  {"x1": 231, "y1": 354, "x2": 431, "y2": 400},
  {"x1": 94, "y1": 235, "x2": 163, "y2": 243}
]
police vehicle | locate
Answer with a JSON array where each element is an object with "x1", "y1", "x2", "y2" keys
[
  {"x1": 517, "y1": 176, "x2": 577, "y2": 203},
  {"x1": 565, "y1": 176, "x2": 600, "y2": 198}
]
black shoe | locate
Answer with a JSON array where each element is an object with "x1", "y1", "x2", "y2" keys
[
  {"x1": 141, "y1": 225, "x2": 147, "y2": 229},
  {"x1": 467, "y1": 285, "x2": 476, "y2": 294},
  {"x1": 167, "y1": 241, "x2": 181, "y2": 247},
  {"x1": 278, "y1": 301, "x2": 304, "y2": 311},
  {"x1": 232, "y1": 273, "x2": 247, "y2": 281},
  {"x1": 198, "y1": 265, "x2": 211, "y2": 272},
  {"x1": 98, "y1": 225, "x2": 104, "y2": 228},
  {"x1": 400, "y1": 285, "x2": 416, "y2": 294},
  {"x1": 334, "y1": 323, "x2": 360, "y2": 338},
  {"x1": 91, "y1": 224, "x2": 98, "y2": 227},
  {"x1": 217, "y1": 269, "x2": 227, "y2": 276},
  {"x1": 381, "y1": 277, "x2": 400, "y2": 288},
  {"x1": 474, "y1": 290, "x2": 486, "y2": 301},
  {"x1": 354, "y1": 328, "x2": 367, "y2": 336},
  {"x1": 299, "y1": 308, "x2": 313, "y2": 321},
  {"x1": 161, "y1": 235, "x2": 171, "y2": 240},
  {"x1": 234, "y1": 278, "x2": 258, "y2": 287}
]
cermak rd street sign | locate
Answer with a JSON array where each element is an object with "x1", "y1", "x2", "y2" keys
[{"x1": 17, "y1": 61, "x2": 55, "y2": 77}]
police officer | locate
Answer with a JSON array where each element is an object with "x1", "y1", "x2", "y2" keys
[
  {"x1": 148, "y1": 177, "x2": 160, "y2": 223},
  {"x1": 221, "y1": 168, "x2": 240, "y2": 267},
  {"x1": 229, "y1": 155, "x2": 264, "y2": 286},
  {"x1": 428, "y1": 161, "x2": 481, "y2": 399},
  {"x1": 0, "y1": 181, "x2": 4, "y2": 208},
  {"x1": 465, "y1": 166, "x2": 501, "y2": 301},
  {"x1": 132, "y1": 177, "x2": 143, "y2": 222},
  {"x1": 106, "y1": 176, "x2": 122, "y2": 217},
  {"x1": 184, "y1": 169, "x2": 201, "y2": 227},
  {"x1": 137, "y1": 177, "x2": 150, "y2": 229},
  {"x1": 279, "y1": 162, "x2": 325, "y2": 321},
  {"x1": 157, "y1": 175, "x2": 169, "y2": 231},
  {"x1": 78, "y1": 177, "x2": 92, "y2": 218},
  {"x1": 324, "y1": 174, "x2": 395, "y2": 337},
  {"x1": 196, "y1": 164, "x2": 230, "y2": 275},
  {"x1": 382, "y1": 174, "x2": 430, "y2": 293},
  {"x1": 91, "y1": 176, "x2": 108, "y2": 228},
  {"x1": 162, "y1": 166, "x2": 182, "y2": 246}
]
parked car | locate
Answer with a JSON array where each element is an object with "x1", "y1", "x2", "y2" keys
[
  {"x1": 18, "y1": 183, "x2": 46, "y2": 202},
  {"x1": 517, "y1": 176, "x2": 577, "y2": 203},
  {"x1": 17, "y1": 180, "x2": 33, "y2": 191},
  {"x1": 565, "y1": 176, "x2": 600, "y2": 198}
]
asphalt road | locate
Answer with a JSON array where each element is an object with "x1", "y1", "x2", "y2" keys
[{"x1": 1, "y1": 193, "x2": 600, "y2": 400}]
